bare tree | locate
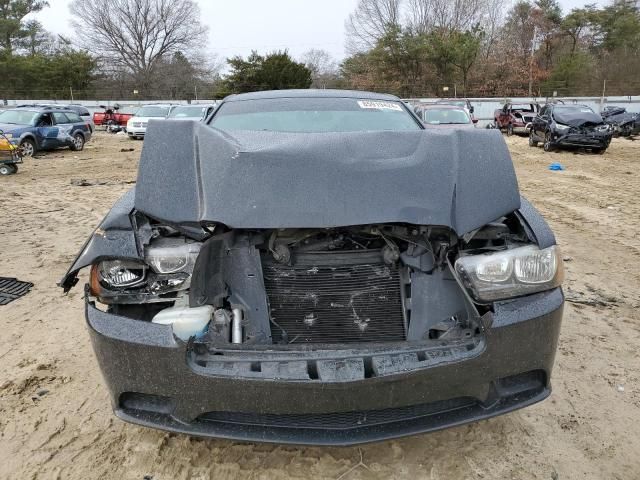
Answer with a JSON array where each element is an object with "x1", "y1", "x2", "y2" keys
[
  {"x1": 302, "y1": 49, "x2": 337, "y2": 76},
  {"x1": 70, "y1": 0, "x2": 207, "y2": 88},
  {"x1": 345, "y1": 0, "x2": 402, "y2": 53},
  {"x1": 302, "y1": 49, "x2": 340, "y2": 88},
  {"x1": 408, "y1": 0, "x2": 490, "y2": 31}
]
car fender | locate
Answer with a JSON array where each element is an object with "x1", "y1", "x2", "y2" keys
[
  {"x1": 18, "y1": 131, "x2": 38, "y2": 146},
  {"x1": 59, "y1": 188, "x2": 141, "y2": 292},
  {"x1": 516, "y1": 196, "x2": 556, "y2": 249}
]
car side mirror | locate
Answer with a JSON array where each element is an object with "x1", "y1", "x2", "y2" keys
[
  {"x1": 472, "y1": 118, "x2": 479, "y2": 124},
  {"x1": 0, "y1": 129, "x2": 3, "y2": 135}
]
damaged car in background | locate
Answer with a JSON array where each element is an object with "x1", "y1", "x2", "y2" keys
[
  {"x1": 530, "y1": 103, "x2": 613, "y2": 153},
  {"x1": 60, "y1": 90, "x2": 564, "y2": 445},
  {"x1": 601, "y1": 106, "x2": 640, "y2": 138},
  {"x1": 494, "y1": 102, "x2": 540, "y2": 136},
  {"x1": 0, "y1": 106, "x2": 91, "y2": 157}
]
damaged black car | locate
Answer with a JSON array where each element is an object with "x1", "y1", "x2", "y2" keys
[
  {"x1": 60, "y1": 90, "x2": 564, "y2": 446},
  {"x1": 530, "y1": 103, "x2": 613, "y2": 153},
  {"x1": 601, "y1": 106, "x2": 640, "y2": 138}
]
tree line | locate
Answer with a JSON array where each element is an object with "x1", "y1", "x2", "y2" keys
[
  {"x1": 1, "y1": 0, "x2": 639, "y2": 101},
  {"x1": 339, "y1": 0, "x2": 640, "y2": 98}
]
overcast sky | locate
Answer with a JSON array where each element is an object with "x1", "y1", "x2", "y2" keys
[{"x1": 32, "y1": 0, "x2": 606, "y2": 63}]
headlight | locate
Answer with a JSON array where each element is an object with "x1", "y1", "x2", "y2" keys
[
  {"x1": 455, "y1": 245, "x2": 563, "y2": 303},
  {"x1": 96, "y1": 260, "x2": 147, "y2": 288},
  {"x1": 145, "y1": 240, "x2": 201, "y2": 274},
  {"x1": 2, "y1": 133, "x2": 12, "y2": 139},
  {"x1": 555, "y1": 123, "x2": 570, "y2": 131}
]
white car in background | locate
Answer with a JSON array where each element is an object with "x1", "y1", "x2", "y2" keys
[{"x1": 126, "y1": 104, "x2": 175, "y2": 139}]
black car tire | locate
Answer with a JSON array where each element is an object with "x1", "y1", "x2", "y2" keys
[
  {"x1": 529, "y1": 130, "x2": 538, "y2": 147},
  {"x1": 593, "y1": 147, "x2": 606, "y2": 155},
  {"x1": 70, "y1": 133, "x2": 85, "y2": 151},
  {"x1": 543, "y1": 132, "x2": 554, "y2": 152},
  {"x1": 19, "y1": 138, "x2": 36, "y2": 157},
  {"x1": 0, "y1": 164, "x2": 17, "y2": 175},
  {"x1": 506, "y1": 124, "x2": 514, "y2": 136}
]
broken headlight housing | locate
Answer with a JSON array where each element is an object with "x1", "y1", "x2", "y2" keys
[
  {"x1": 96, "y1": 260, "x2": 147, "y2": 288},
  {"x1": 455, "y1": 245, "x2": 563, "y2": 303},
  {"x1": 90, "y1": 238, "x2": 202, "y2": 302}
]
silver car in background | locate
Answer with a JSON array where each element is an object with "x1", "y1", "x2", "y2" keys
[{"x1": 168, "y1": 104, "x2": 217, "y2": 121}]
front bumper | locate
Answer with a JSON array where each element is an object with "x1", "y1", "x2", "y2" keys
[
  {"x1": 86, "y1": 288, "x2": 563, "y2": 445},
  {"x1": 127, "y1": 127, "x2": 147, "y2": 137},
  {"x1": 553, "y1": 130, "x2": 611, "y2": 148}
]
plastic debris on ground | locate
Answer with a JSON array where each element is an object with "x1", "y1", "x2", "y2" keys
[
  {"x1": 0, "y1": 277, "x2": 34, "y2": 305},
  {"x1": 549, "y1": 163, "x2": 565, "y2": 171}
]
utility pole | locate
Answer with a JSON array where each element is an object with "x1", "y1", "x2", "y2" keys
[
  {"x1": 600, "y1": 79, "x2": 607, "y2": 112},
  {"x1": 528, "y1": 26, "x2": 537, "y2": 97},
  {"x1": 70, "y1": 86, "x2": 74, "y2": 102}
]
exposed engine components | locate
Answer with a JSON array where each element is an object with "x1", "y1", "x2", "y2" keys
[
  {"x1": 382, "y1": 244, "x2": 400, "y2": 265},
  {"x1": 232, "y1": 308, "x2": 244, "y2": 344}
]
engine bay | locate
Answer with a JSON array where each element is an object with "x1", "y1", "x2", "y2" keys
[{"x1": 93, "y1": 211, "x2": 540, "y2": 350}]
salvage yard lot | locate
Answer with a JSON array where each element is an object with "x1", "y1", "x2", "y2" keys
[{"x1": 0, "y1": 132, "x2": 639, "y2": 479}]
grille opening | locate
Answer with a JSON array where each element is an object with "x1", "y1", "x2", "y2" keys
[
  {"x1": 363, "y1": 357, "x2": 375, "y2": 379},
  {"x1": 307, "y1": 362, "x2": 319, "y2": 379},
  {"x1": 262, "y1": 250, "x2": 407, "y2": 345},
  {"x1": 119, "y1": 392, "x2": 174, "y2": 415},
  {"x1": 250, "y1": 362, "x2": 262, "y2": 373}
]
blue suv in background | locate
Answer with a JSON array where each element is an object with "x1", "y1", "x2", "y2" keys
[{"x1": 0, "y1": 106, "x2": 92, "y2": 157}]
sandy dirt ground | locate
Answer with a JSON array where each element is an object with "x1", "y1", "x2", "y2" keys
[{"x1": 1, "y1": 131, "x2": 639, "y2": 480}]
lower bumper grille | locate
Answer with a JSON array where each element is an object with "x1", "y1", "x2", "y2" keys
[
  {"x1": 198, "y1": 397, "x2": 476, "y2": 430},
  {"x1": 262, "y1": 251, "x2": 406, "y2": 344}
]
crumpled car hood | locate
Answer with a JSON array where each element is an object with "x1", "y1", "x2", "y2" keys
[
  {"x1": 554, "y1": 109, "x2": 605, "y2": 128},
  {"x1": 135, "y1": 120, "x2": 521, "y2": 235}
]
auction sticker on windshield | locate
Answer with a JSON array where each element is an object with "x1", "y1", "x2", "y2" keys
[{"x1": 357, "y1": 100, "x2": 403, "y2": 111}]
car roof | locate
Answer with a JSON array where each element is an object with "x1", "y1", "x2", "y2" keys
[
  {"x1": 223, "y1": 89, "x2": 401, "y2": 102},
  {"x1": 173, "y1": 104, "x2": 215, "y2": 108},
  {"x1": 12, "y1": 104, "x2": 75, "y2": 113},
  {"x1": 418, "y1": 104, "x2": 467, "y2": 110}
]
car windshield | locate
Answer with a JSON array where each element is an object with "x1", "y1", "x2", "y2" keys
[
  {"x1": 0, "y1": 109, "x2": 38, "y2": 125},
  {"x1": 210, "y1": 97, "x2": 421, "y2": 132},
  {"x1": 423, "y1": 108, "x2": 470, "y2": 124},
  {"x1": 135, "y1": 106, "x2": 170, "y2": 117},
  {"x1": 168, "y1": 106, "x2": 206, "y2": 118}
]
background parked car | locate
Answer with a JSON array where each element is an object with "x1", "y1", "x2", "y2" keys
[
  {"x1": 167, "y1": 104, "x2": 216, "y2": 121},
  {"x1": 530, "y1": 104, "x2": 613, "y2": 153},
  {"x1": 494, "y1": 103, "x2": 540, "y2": 135},
  {"x1": 415, "y1": 104, "x2": 475, "y2": 128},
  {"x1": 126, "y1": 104, "x2": 175, "y2": 139},
  {"x1": 434, "y1": 98, "x2": 477, "y2": 123},
  {"x1": 601, "y1": 106, "x2": 640, "y2": 138},
  {"x1": 0, "y1": 106, "x2": 92, "y2": 157},
  {"x1": 16, "y1": 103, "x2": 95, "y2": 134}
]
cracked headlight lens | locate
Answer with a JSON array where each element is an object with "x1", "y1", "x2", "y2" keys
[
  {"x1": 455, "y1": 245, "x2": 563, "y2": 303},
  {"x1": 97, "y1": 260, "x2": 146, "y2": 288}
]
